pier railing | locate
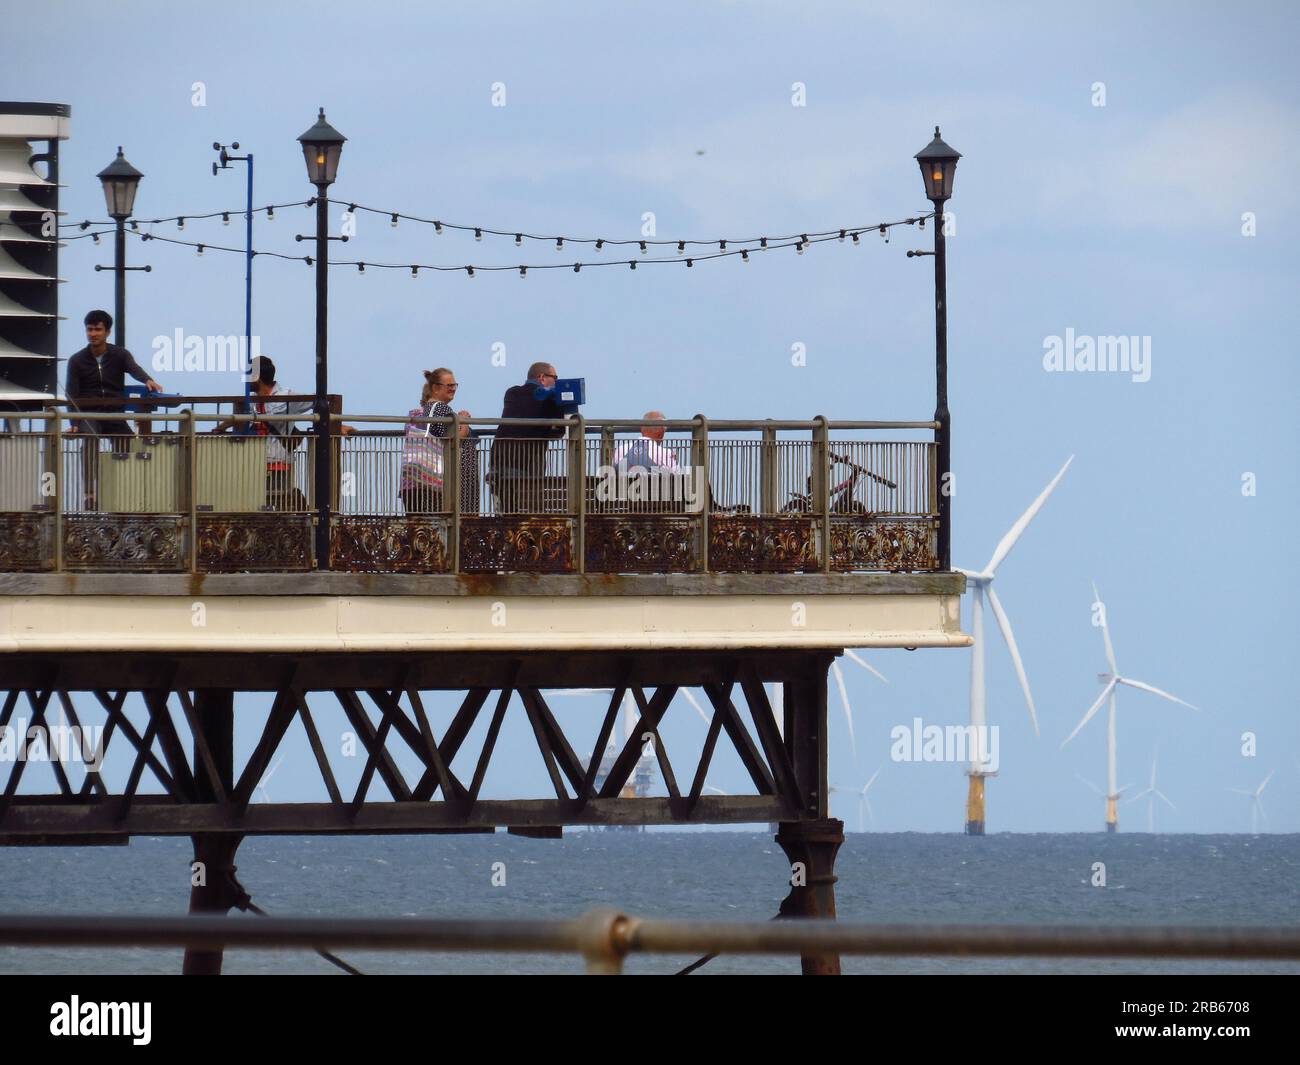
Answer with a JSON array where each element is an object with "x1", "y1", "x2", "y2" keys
[
  {"x1": 0, "y1": 405, "x2": 939, "y2": 575},
  {"x1": 0, "y1": 912, "x2": 1294, "y2": 975}
]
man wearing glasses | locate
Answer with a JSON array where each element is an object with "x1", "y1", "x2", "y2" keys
[{"x1": 489, "y1": 361, "x2": 565, "y2": 514}]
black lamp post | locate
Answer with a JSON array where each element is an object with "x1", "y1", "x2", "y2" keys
[
  {"x1": 296, "y1": 108, "x2": 346, "y2": 570},
  {"x1": 915, "y1": 126, "x2": 960, "y2": 572},
  {"x1": 95, "y1": 147, "x2": 146, "y2": 348}
]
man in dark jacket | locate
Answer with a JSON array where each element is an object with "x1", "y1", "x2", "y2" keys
[
  {"x1": 489, "y1": 361, "x2": 564, "y2": 513},
  {"x1": 65, "y1": 308, "x2": 163, "y2": 435},
  {"x1": 65, "y1": 309, "x2": 164, "y2": 509}
]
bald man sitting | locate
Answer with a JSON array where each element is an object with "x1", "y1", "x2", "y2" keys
[{"x1": 614, "y1": 411, "x2": 679, "y2": 473}]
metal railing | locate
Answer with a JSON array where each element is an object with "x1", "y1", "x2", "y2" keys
[
  {"x1": 0, "y1": 405, "x2": 941, "y2": 576},
  {"x1": 0, "y1": 912, "x2": 1295, "y2": 974}
]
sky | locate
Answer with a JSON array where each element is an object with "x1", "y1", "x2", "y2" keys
[{"x1": 5, "y1": 0, "x2": 1299, "y2": 832}]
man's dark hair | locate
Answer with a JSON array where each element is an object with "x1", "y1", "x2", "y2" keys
[
  {"x1": 250, "y1": 355, "x2": 276, "y2": 386},
  {"x1": 84, "y1": 309, "x2": 113, "y2": 330}
]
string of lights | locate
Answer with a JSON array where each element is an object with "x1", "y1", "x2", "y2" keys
[
  {"x1": 109, "y1": 213, "x2": 929, "y2": 276},
  {"x1": 130, "y1": 228, "x2": 315, "y2": 264},
  {"x1": 338, "y1": 200, "x2": 934, "y2": 252},
  {"x1": 59, "y1": 193, "x2": 934, "y2": 257},
  {"x1": 343, "y1": 216, "x2": 928, "y2": 277},
  {"x1": 61, "y1": 199, "x2": 314, "y2": 230}
]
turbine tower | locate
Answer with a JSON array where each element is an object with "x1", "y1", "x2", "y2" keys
[
  {"x1": 1230, "y1": 771, "x2": 1274, "y2": 834},
  {"x1": 1129, "y1": 749, "x2": 1175, "y2": 833},
  {"x1": 1062, "y1": 583, "x2": 1198, "y2": 832},
  {"x1": 956, "y1": 456, "x2": 1072, "y2": 834}
]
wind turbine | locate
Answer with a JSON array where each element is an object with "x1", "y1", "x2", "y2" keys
[
  {"x1": 1129, "y1": 749, "x2": 1175, "y2": 833},
  {"x1": 1229, "y1": 770, "x2": 1274, "y2": 834},
  {"x1": 1062, "y1": 582, "x2": 1198, "y2": 832},
  {"x1": 956, "y1": 455, "x2": 1073, "y2": 835},
  {"x1": 255, "y1": 756, "x2": 283, "y2": 804},
  {"x1": 830, "y1": 770, "x2": 880, "y2": 832},
  {"x1": 829, "y1": 652, "x2": 888, "y2": 762}
]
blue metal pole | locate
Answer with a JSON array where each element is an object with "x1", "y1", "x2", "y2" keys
[{"x1": 244, "y1": 154, "x2": 254, "y2": 406}]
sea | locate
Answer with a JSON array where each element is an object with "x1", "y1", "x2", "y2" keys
[{"x1": 1, "y1": 832, "x2": 1297, "y2": 975}]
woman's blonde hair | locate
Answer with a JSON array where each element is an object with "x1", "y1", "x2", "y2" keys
[{"x1": 421, "y1": 367, "x2": 454, "y2": 404}]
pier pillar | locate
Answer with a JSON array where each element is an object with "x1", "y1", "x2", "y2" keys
[
  {"x1": 183, "y1": 689, "x2": 240, "y2": 976},
  {"x1": 775, "y1": 817, "x2": 844, "y2": 975}
]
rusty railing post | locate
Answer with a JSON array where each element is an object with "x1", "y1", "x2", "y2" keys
[
  {"x1": 186, "y1": 408, "x2": 198, "y2": 574},
  {"x1": 692, "y1": 414, "x2": 709, "y2": 573},
  {"x1": 447, "y1": 410, "x2": 461, "y2": 574},
  {"x1": 52, "y1": 410, "x2": 63, "y2": 573},
  {"x1": 568, "y1": 414, "x2": 586, "y2": 574},
  {"x1": 813, "y1": 415, "x2": 830, "y2": 572},
  {"x1": 760, "y1": 422, "x2": 778, "y2": 516}
]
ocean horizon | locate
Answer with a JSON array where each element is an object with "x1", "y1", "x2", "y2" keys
[{"x1": 3, "y1": 831, "x2": 1296, "y2": 975}]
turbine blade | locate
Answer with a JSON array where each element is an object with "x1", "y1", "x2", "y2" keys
[
  {"x1": 984, "y1": 455, "x2": 1074, "y2": 573},
  {"x1": 844, "y1": 648, "x2": 888, "y2": 683},
  {"x1": 1075, "y1": 773, "x2": 1104, "y2": 796},
  {"x1": 1091, "y1": 580, "x2": 1118, "y2": 675},
  {"x1": 864, "y1": 768, "x2": 881, "y2": 792},
  {"x1": 1258, "y1": 769, "x2": 1276, "y2": 795},
  {"x1": 1154, "y1": 789, "x2": 1176, "y2": 810},
  {"x1": 681, "y1": 688, "x2": 712, "y2": 726},
  {"x1": 1118, "y1": 677, "x2": 1198, "y2": 711},
  {"x1": 1061, "y1": 678, "x2": 1117, "y2": 748},
  {"x1": 831, "y1": 661, "x2": 857, "y2": 761},
  {"x1": 985, "y1": 585, "x2": 1038, "y2": 736},
  {"x1": 1228, "y1": 787, "x2": 1255, "y2": 796}
]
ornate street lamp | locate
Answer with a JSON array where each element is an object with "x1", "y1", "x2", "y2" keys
[
  {"x1": 96, "y1": 147, "x2": 146, "y2": 347},
  {"x1": 296, "y1": 108, "x2": 346, "y2": 569},
  {"x1": 915, "y1": 126, "x2": 959, "y2": 571}
]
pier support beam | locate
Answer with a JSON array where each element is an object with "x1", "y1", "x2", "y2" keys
[
  {"x1": 183, "y1": 689, "x2": 241, "y2": 976},
  {"x1": 775, "y1": 816, "x2": 844, "y2": 975}
]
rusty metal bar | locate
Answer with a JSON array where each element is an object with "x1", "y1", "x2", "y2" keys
[
  {"x1": 448, "y1": 411, "x2": 461, "y2": 574},
  {"x1": 692, "y1": 415, "x2": 709, "y2": 573},
  {"x1": 186, "y1": 408, "x2": 198, "y2": 573},
  {"x1": 0, "y1": 913, "x2": 1295, "y2": 965},
  {"x1": 52, "y1": 412, "x2": 63, "y2": 573}
]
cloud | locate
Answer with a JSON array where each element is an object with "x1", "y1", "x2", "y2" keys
[{"x1": 1039, "y1": 89, "x2": 1300, "y2": 230}]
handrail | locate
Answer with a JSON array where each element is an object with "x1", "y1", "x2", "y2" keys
[
  {"x1": 15, "y1": 410, "x2": 940, "y2": 432},
  {"x1": 0, "y1": 912, "x2": 1294, "y2": 974}
]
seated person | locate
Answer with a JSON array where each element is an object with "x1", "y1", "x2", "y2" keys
[
  {"x1": 212, "y1": 356, "x2": 353, "y2": 510},
  {"x1": 614, "y1": 411, "x2": 679, "y2": 472}
]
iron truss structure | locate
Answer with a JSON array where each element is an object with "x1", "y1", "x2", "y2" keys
[{"x1": 0, "y1": 650, "x2": 847, "y2": 972}]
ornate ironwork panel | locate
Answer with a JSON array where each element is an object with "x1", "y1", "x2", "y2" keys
[
  {"x1": 831, "y1": 516, "x2": 938, "y2": 572},
  {"x1": 0, "y1": 513, "x2": 53, "y2": 571},
  {"x1": 459, "y1": 517, "x2": 573, "y2": 573},
  {"x1": 198, "y1": 514, "x2": 313, "y2": 572},
  {"x1": 708, "y1": 515, "x2": 817, "y2": 573},
  {"x1": 586, "y1": 516, "x2": 698, "y2": 574},
  {"x1": 63, "y1": 514, "x2": 185, "y2": 572},
  {"x1": 331, "y1": 515, "x2": 449, "y2": 573}
]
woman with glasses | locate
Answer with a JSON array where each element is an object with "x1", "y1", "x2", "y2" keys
[{"x1": 400, "y1": 368, "x2": 471, "y2": 515}]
